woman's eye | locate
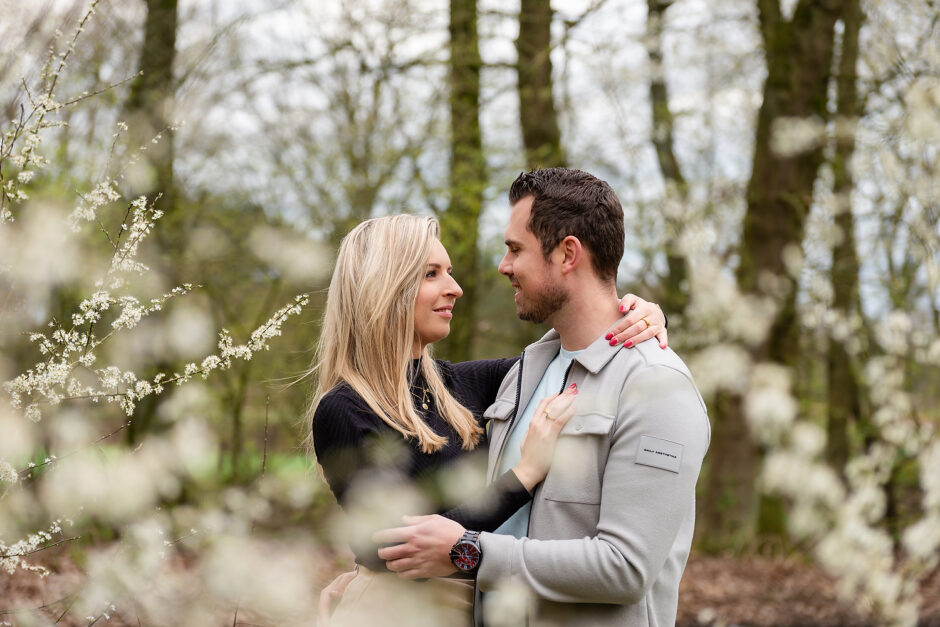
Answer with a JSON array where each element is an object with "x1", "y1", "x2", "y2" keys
[{"x1": 426, "y1": 270, "x2": 436, "y2": 278}]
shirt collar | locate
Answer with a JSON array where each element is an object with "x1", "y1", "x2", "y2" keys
[{"x1": 527, "y1": 324, "x2": 622, "y2": 375}]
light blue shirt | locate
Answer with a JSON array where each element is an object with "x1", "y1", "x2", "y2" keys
[{"x1": 493, "y1": 346, "x2": 582, "y2": 538}]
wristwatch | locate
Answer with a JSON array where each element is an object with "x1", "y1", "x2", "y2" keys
[{"x1": 449, "y1": 530, "x2": 482, "y2": 573}]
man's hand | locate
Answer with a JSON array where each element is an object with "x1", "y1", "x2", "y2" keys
[{"x1": 372, "y1": 514, "x2": 465, "y2": 579}]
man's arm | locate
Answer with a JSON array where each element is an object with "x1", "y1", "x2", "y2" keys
[
  {"x1": 475, "y1": 364, "x2": 708, "y2": 604},
  {"x1": 377, "y1": 364, "x2": 708, "y2": 603}
]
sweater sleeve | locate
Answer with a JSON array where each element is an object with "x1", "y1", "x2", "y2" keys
[
  {"x1": 447, "y1": 357, "x2": 519, "y2": 417},
  {"x1": 435, "y1": 358, "x2": 528, "y2": 530},
  {"x1": 441, "y1": 469, "x2": 531, "y2": 532},
  {"x1": 312, "y1": 384, "x2": 531, "y2": 566},
  {"x1": 312, "y1": 388, "x2": 416, "y2": 570},
  {"x1": 311, "y1": 388, "x2": 381, "y2": 506}
]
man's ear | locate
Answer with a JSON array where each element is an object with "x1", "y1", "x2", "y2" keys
[{"x1": 558, "y1": 236, "x2": 583, "y2": 275}]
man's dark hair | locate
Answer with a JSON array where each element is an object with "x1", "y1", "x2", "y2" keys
[{"x1": 508, "y1": 167, "x2": 624, "y2": 283}]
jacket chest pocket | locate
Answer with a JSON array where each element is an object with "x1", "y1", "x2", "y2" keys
[
  {"x1": 483, "y1": 397, "x2": 514, "y2": 438},
  {"x1": 540, "y1": 412, "x2": 613, "y2": 505}
]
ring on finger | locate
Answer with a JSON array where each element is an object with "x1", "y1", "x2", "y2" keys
[
  {"x1": 543, "y1": 409, "x2": 556, "y2": 421},
  {"x1": 641, "y1": 317, "x2": 651, "y2": 330}
]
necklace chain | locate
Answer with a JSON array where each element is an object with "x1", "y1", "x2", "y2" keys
[{"x1": 420, "y1": 383, "x2": 430, "y2": 410}]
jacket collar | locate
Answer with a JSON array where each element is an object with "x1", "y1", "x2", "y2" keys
[{"x1": 525, "y1": 323, "x2": 622, "y2": 375}]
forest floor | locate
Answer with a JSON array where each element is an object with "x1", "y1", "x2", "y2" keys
[
  {"x1": 677, "y1": 554, "x2": 940, "y2": 626},
  {"x1": 2, "y1": 550, "x2": 939, "y2": 626}
]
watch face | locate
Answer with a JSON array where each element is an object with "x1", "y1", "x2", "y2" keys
[{"x1": 452, "y1": 541, "x2": 481, "y2": 571}]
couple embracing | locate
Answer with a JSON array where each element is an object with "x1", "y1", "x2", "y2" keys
[{"x1": 309, "y1": 167, "x2": 710, "y2": 626}]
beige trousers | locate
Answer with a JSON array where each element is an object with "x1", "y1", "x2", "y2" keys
[{"x1": 328, "y1": 566, "x2": 473, "y2": 627}]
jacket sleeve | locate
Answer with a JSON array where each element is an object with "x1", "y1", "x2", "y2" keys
[{"x1": 475, "y1": 364, "x2": 709, "y2": 604}]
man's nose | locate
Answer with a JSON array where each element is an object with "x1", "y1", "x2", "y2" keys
[{"x1": 498, "y1": 253, "x2": 511, "y2": 276}]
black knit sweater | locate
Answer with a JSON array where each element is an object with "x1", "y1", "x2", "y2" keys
[{"x1": 312, "y1": 357, "x2": 528, "y2": 570}]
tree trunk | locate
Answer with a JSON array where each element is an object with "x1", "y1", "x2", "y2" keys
[
  {"x1": 439, "y1": 0, "x2": 485, "y2": 363},
  {"x1": 700, "y1": 0, "x2": 844, "y2": 548},
  {"x1": 516, "y1": 0, "x2": 564, "y2": 169},
  {"x1": 124, "y1": 0, "x2": 178, "y2": 446},
  {"x1": 509, "y1": 0, "x2": 564, "y2": 349},
  {"x1": 826, "y1": 0, "x2": 864, "y2": 473},
  {"x1": 697, "y1": 390, "x2": 762, "y2": 551},
  {"x1": 646, "y1": 0, "x2": 688, "y2": 316},
  {"x1": 125, "y1": 0, "x2": 177, "y2": 218}
]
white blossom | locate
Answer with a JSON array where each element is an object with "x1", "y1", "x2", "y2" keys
[{"x1": 0, "y1": 461, "x2": 18, "y2": 484}]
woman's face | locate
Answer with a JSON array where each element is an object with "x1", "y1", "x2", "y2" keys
[{"x1": 412, "y1": 239, "x2": 463, "y2": 357}]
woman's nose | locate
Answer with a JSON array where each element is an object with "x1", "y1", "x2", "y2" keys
[{"x1": 449, "y1": 276, "x2": 464, "y2": 298}]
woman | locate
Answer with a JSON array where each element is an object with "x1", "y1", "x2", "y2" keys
[{"x1": 309, "y1": 215, "x2": 665, "y2": 625}]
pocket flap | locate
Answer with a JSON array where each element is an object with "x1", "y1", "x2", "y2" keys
[
  {"x1": 483, "y1": 398, "x2": 515, "y2": 421},
  {"x1": 561, "y1": 412, "x2": 614, "y2": 436}
]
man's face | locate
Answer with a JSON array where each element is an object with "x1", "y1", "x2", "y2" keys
[{"x1": 498, "y1": 196, "x2": 567, "y2": 323}]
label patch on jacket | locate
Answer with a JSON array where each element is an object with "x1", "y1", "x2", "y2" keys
[{"x1": 635, "y1": 435, "x2": 683, "y2": 473}]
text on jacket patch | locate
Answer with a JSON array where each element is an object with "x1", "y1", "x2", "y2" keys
[{"x1": 635, "y1": 434, "x2": 684, "y2": 473}]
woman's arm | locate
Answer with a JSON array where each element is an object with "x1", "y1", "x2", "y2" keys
[
  {"x1": 607, "y1": 293, "x2": 668, "y2": 348},
  {"x1": 312, "y1": 389, "x2": 413, "y2": 571},
  {"x1": 439, "y1": 388, "x2": 577, "y2": 532},
  {"x1": 447, "y1": 357, "x2": 519, "y2": 417}
]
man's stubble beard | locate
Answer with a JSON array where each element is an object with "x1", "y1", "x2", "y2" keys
[{"x1": 517, "y1": 282, "x2": 568, "y2": 324}]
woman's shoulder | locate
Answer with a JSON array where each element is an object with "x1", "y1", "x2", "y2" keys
[
  {"x1": 317, "y1": 381, "x2": 359, "y2": 406},
  {"x1": 312, "y1": 384, "x2": 380, "y2": 437}
]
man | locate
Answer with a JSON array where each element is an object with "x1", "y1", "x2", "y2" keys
[{"x1": 375, "y1": 167, "x2": 710, "y2": 626}]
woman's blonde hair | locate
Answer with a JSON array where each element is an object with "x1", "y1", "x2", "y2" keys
[{"x1": 306, "y1": 215, "x2": 481, "y2": 454}]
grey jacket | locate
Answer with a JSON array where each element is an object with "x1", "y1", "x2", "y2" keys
[{"x1": 476, "y1": 328, "x2": 710, "y2": 626}]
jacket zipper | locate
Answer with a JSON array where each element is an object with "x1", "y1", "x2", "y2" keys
[{"x1": 558, "y1": 361, "x2": 574, "y2": 394}]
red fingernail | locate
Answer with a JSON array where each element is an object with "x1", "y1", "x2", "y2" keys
[
  {"x1": 609, "y1": 339, "x2": 618, "y2": 346},
  {"x1": 619, "y1": 305, "x2": 625, "y2": 313},
  {"x1": 568, "y1": 383, "x2": 577, "y2": 390},
  {"x1": 624, "y1": 340, "x2": 633, "y2": 348},
  {"x1": 605, "y1": 333, "x2": 613, "y2": 340}
]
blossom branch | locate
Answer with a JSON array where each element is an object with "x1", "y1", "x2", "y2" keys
[
  {"x1": 18, "y1": 420, "x2": 131, "y2": 479},
  {"x1": 0, "y1": 536, "x2": 81, "y2": 560}
]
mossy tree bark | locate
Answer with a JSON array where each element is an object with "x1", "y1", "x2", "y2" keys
[
  {"x1": 700, "y1": 0, "x2": 845, "y2": 549},
  {"x1": 124, "y1": 0, "x2": 177, "y2": 219},
  {"x1": 124, "y1": 0, "x2": 178, "y2": 446},
  {"x1": 826, "y1": 0, "x2": 865, "y2": 474},
  {"x1": 439, "y1": 0, "x2": 485, "y2": 363},
  {"x1": 516, "y1": 0, "x2": 564, "y2": 169},
  {"x1": 646, "y1": 0, "x2": 688, "y2": 316}
]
